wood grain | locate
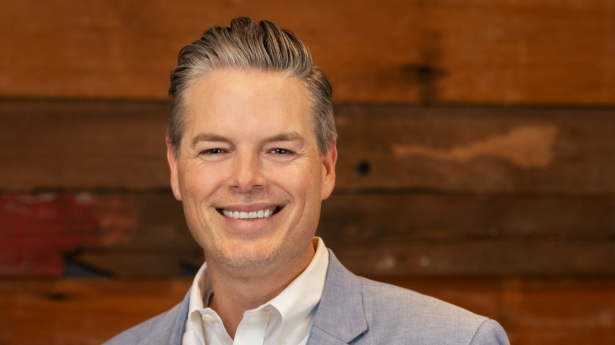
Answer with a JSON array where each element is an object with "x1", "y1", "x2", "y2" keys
[
  {"x1": 2, "y1": 192, "x2": 614, "y2": 277},
  {"x1": 1, "y1": 278, "x2": 613, "y2": 345},
  {"x1": 1, "y1": 1, "x2": 615, "y2": 104},
  {"x1": 4, "y1": 100, "x2": 615, "y2": 195}
]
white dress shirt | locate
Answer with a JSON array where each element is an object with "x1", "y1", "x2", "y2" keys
[{"x1": 182, "y1": 237, "x2": 329, "y2": 345}]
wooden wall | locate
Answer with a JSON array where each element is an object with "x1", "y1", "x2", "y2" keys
[{"x1": 1, "y1": 1, "x2": 615, "y2": 344}]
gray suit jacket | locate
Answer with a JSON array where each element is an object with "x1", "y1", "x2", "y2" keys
[{"x1": 105, "y1": 250, "x2": 509, "y2": 345}]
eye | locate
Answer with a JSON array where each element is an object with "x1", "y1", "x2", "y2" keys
[
  {"x1": 271, "y1": 148, "x2": 293, "y2": 155},
  {"x1": 201, "y1": 148, "x2": 225, "y2": 155}
]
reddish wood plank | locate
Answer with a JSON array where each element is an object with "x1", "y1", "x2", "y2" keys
[
  {"x1": 1, "y1": 1, "x2": 614, "y2": 104},
  {"x1": 1, "y1": 278, "x2": 614, "y2": 345},
  {"x1": 0, "y1": 194, "x2": 97, "y2": 277},
  {"x1": 0, "y1": 193, "x2": 198, "y2": 278}
]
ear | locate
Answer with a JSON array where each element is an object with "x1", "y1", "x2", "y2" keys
[
  {"x1": 166, "y1": 138, "x2": 182, "y2": 201},
  {"x1": 321, "y1": 139, "x2": 338, "y2": 200}
]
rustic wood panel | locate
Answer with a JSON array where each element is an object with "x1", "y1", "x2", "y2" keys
[
  {"x1": 2, "y1": 192, "x2": 614, "y2": 277},
  {"x1": 0, "y1": 193, "x2": 199, "y2": 278},
  {"x1": 1, "y1": 278, "x2": 613, "y2": 345},
  {"x1": 334, "y1": 104, "x2": 615, "y2": 195},
  {"x1": 3, "y1": 100, "x2": 615, "y2": 195},
  {"x1": 1, "y1": 1, "x2": 614, "y2": 104},
  {"x1": 0, "y1": 100, "x2": 169, "y2": 190},
  {"x1": 319, "y1": 194, "x2": 615, "y2": 243}
]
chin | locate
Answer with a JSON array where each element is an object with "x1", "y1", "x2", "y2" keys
[{"x1": 212, "y1": 242, "x2": 283, "y2": 269}]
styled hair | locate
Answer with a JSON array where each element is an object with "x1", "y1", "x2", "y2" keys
[{"x1": 167, "y1": 17, "x2": 337, "y2": 157}]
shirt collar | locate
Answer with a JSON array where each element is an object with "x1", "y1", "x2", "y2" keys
[
  {"x1": 186, "y1": 237, "x2": 330, "y2": 343},
  {"x1": 268, "y1": 237, "x2": 329, "y2": 344}
]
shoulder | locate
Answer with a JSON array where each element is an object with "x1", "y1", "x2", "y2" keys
[
  {"x1": 103, "y1": 303, "x2": 182, "y2": 345},
  {"x1": 356, "y1": 277, "x2": 509, "y2": 345}
]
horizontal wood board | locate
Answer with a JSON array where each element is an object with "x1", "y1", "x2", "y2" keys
[
  {"x1": 3, "y1": 100, "x2": 615, "y2": 195},
  {"x1": 0, "y1": 278, "x2": 613, "y2": 345},
  {"x1": 1, "y1": 1, "x2": 615, "y2": 104},
  {"x1": 2, "y1": 193, "x2": 614, "y2": 278}
]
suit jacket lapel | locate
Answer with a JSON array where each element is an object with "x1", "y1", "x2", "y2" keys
[
  {"x1": 137, "y1": 288, "x2": 190, "y2": 345},
  {"x1": 307, "y1": 250, "x2": 368, "y2": 345}
]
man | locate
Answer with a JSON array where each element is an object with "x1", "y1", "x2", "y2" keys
[{"x1": 105, "y1": 17, "x2": 509, "y2": 345}]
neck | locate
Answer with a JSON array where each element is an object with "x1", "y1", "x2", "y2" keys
[{"x1": 206, "y1": 242, "x2": 316, "y2": 339}]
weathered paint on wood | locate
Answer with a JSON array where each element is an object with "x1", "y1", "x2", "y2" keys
[
  {"x1": 0, "y1": 193, "x2": 196, "y2": 278},
  {"x1": 0, "y1": 278, "x2": 613, "y2": 345},
  {"x1": 0, "y1": 194, "x2": 98, "y2": 277},
  {"x1": 4, "y1": 100, "x2": 615, "y2": 195},
  {"x1": 1, "y1": 1, "x2": 615, "y2": 104},
  {"x1": 2, "y1": 192, "x2": 615, "y2": 277}
]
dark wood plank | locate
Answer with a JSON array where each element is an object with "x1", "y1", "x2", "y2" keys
[
  {"x1": 4, "y1": 101, "x2": 615, "y2": 195},
  {"x1": 319, "y1": 194, "x2": 615, "y2": 244},
  {"x1": 2, "y1": 192, "x2": 614, "y2": 277},
  {"x1": 1, "y1": 1, "x2": 615, "y2": 104},
  {"x1": 1, "y1": 278, "x2": 613, "y2": 345},
  {"x1": 334, "y1": 104, "x2": 615, "y2": 195},
  {"x1": 0, "y1": 100, "x2": 170, "y2": 190}
]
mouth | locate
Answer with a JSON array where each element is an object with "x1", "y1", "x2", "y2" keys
[{"x1": 216, "y1": 206, "x2": 282, "y2": 220}]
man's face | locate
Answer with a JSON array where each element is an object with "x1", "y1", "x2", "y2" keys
[{"x1": 167, "y1": 69, "x2": 336, "y2": 270}]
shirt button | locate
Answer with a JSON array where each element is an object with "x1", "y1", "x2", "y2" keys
[{"x1": 202, "y1": 314, "x2": 213, "y2": 323}]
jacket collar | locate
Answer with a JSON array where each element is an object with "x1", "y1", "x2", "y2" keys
[
  {"x1": 306, "y1": 250, "x2": 368, "y2": 345},
  {"x1": 138, "y1": 287, "x2": 190, "y2": 345}
]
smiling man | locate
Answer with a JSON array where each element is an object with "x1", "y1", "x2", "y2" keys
[{"x1": 105, "y1": 18, "x2": 509, "y2": 345}]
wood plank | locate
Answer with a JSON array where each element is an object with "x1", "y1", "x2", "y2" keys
[
  {"x1": 334, "y1": 104, "x2": 615, "y2": 195},
  {"x1": 4, "y1": 100, "x2": 615, "y2": 195},
  {"x1": 0, "y1": 193, "x2": 200, "y2": 278},
  {"x1": 1, "y1": 278, "x2": 613, "y2": 345},
  {"x1": 319, "y1": 194, "x2": 615, "y2": 244},
  {"x1": 1, "y1": 1, "x2": 615, "y2": 104},
  {"x1": 2, "y1": 192, "x2": 614, "y2": 277},
  {"x1": 333, "y1": 241, "x2": 615, "y2": 277},
  {"x1": 0, "y1": 100, "x2": 170, "y2": 190}
]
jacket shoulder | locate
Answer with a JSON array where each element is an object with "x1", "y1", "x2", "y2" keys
[
  {"x1": 103, "y1": 303, "x2": 181, "y2": 345},
  {"x1": 357, "y1": 277, "x2": 508, "y2": 345}
]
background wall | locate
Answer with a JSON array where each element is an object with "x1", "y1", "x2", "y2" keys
[{"x1": 1, "y1": 1, "x2": 615, "y2": 344}]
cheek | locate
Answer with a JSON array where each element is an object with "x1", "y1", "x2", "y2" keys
[
  {"x1": 267, "y1": 158, "x2": 323, "y2": 204},
  {"x1": 180, "y1": 161, "x2": 228, "y2": 202}
]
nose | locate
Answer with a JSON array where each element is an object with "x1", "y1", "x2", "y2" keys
[{"x1": 229, "y1": 150, "x2": 266, "y2": 193}]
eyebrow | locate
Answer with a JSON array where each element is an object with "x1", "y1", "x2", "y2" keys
[
  {"x1": 190, "y1": 132, "x2": 305, "y2": 149},
  {"x1": 191, "y1": 133, "x2": 232, "y2": 149},
  {"x1": 265, "y1": 132, "x2": 305, "y2": 144}
]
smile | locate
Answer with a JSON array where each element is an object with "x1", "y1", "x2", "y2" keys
[{"x1": 219, "y1": 207, "x2": 280, "y2": 220}]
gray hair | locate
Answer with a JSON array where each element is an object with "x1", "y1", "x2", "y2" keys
[{"x1": 167, "y1": 17, "x2": 337, "y2": 157}]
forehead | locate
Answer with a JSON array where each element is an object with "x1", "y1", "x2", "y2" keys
[{"x1": 184, "y1": 69, "x2": 312, "y2": 139}]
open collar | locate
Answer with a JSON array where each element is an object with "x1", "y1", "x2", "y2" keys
[{"x1": 161, "y1": 248, "x2": 367, "y2": 345}]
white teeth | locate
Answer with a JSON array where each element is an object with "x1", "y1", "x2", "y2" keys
[{"x1": 222, "y1": 208, "x2": 276, "y2": 220}]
